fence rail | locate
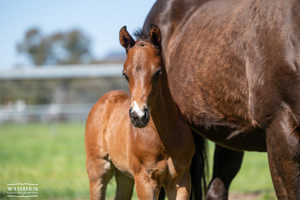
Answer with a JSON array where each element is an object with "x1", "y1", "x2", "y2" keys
[
  {"x1": 0, "y1": 64, "x2": 123, "y2": 80},
  {"x1": 0, "y1": 64, "x2": 125, "y2": 124},
  {"x1": 0, "y1": 103, "x2": 94, "y2": 124}
]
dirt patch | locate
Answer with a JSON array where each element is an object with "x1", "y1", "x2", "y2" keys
[
  {"x1": 229, "y1": 192, "x2": 262, "y2": 200},
  {"x1": 229, "y1": 192, "x2": 276, "y2": 200}
]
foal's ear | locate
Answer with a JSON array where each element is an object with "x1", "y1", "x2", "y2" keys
[
  {"x1": 149, "y1": 24, "x2": 162, "y2": 48},
  {"x1": 119, "y1": 26, "x2": 135, "y2": 52}
]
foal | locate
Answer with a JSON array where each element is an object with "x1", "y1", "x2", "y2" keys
[{"x1": 85, "y1": 24, "x2": 195, "y2": 200}]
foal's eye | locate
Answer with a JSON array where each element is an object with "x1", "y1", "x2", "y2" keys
[
  {"x1": 123, "y1": 72, "x2": 129, "y2": 82},
  {"x1": 153, "y1": 69, "x2": 162, "y2": 80}
]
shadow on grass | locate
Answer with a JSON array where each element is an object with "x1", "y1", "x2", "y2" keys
[{"x1": 0, "y1": 192, "x2": 6, "y2": 198}]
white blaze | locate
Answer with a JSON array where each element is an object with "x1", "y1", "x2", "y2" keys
[{"x1": 132, "y1": 101, "x2": 145, "y2": 117}]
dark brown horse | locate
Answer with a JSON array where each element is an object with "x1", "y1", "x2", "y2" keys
[
  {"x1": 85, "y1": 25, "x2": 196, "y2": 199},
  {"x1": 143, "y1": 0, "x2": 300, "y2": 199}
]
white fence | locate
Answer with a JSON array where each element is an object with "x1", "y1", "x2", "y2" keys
[
  {"x1": 0, "y1": 64, "x2": 123, "y2": 80},
  {"x1": 0, "y1": 103, "x2": 94, "y2": 124},
  {"x1": 0, "y1": 64, "x2": 123, "y2": 124}
]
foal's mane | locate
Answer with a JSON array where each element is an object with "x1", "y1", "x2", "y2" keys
[
  {"x1": 134, "y1": 28, "x2": 161, "y2": 51},
  {"x1": 134, "y1": 29, "x2": 149, "y2": 41}
]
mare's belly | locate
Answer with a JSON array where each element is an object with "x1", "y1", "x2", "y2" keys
[{"x1": 192, "y1": 123, "x2": 267, "y2": 152}]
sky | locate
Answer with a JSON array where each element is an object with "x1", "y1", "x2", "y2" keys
[{"x1": 0, "y1": 0, "x2": 156, "y2": 69}]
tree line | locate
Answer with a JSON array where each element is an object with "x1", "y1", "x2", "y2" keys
[{"x1": 17, "y1": 28, "x2": 93, "y2": 66}]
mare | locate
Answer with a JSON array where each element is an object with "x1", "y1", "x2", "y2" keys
[
  {"x1": 142, "y1": 0, "x2": 300, "y2": 199},
  {"x1": 85, "y1": 25, "x2": 196, "y2": 200}
]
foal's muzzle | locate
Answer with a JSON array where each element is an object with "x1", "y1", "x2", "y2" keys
[{"x1": 129, "y1": 106, "x2": 150, "y2": 128}]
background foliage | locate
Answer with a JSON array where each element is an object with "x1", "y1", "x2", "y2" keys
[{"x1": 17, "y1": 28, "x2": 93, "y2": 66}]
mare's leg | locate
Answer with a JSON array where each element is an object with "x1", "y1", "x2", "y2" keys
[
  {"x1": 86, "y1": 156, "x2": 114, "y2": 200},
  {"x1": 266, "y1": 105, "x2": 300, "y2": 199},
  {"x1": 206, "y1": 145, "x2": 244, "y2": 200},
  {"x1": 114, "y1": 169, "x2": 134, "y2": 200},
  {"x1": 165, "y1": 171, "x2": 191, "y2": 200},
  {"x1": 190, "y1": 131, "x2": 207, "y2": 199}
]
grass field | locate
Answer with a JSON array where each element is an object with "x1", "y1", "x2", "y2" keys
[{"x1": 0, "y1": 123, "x2": 275, "y2": 199}]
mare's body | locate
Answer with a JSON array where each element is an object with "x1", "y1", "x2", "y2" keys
[
  {"x1": 85, "y1": 25, "x2": 195, "y2": 200},
  {"x1": 143, "y1": 0, "x2": 300, "y2": 199}
]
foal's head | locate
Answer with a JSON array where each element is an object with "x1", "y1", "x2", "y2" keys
[{"x1": 120, "y1": 24, "x2": 163, "y2": 128}]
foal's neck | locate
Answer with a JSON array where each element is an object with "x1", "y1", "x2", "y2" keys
[{"x1": 150, "y1": 66, "x2": 182, "y2": 134}]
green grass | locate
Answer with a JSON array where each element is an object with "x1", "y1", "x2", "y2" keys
[
  {"x1": 0, "y1": 123, "x2": 88, "y2": 199},
  {"x1": 0, "y1": 123, "x2": 275, "y2": 199},
  {"x1": 205, "y1": 141, "x2": 275, "y2": 199},
  {"x1": 205, "y1": 141, "x2": 274, "y2": 192},
  {"x1": 230, "y1": 151, "x2": 273, "y2": 192},
  {"x1": 227, "y1": 149, "x2": 276, "y2": 199}
]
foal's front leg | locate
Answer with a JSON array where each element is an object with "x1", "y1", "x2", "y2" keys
[
  {"x1": 165, "y1": 171, "x2": 191, "y2": 200},
  {"x1": 86, "y1": 157, "x2": 114, "y2": 200},
  {"x1": 134, "y1": 173, "x2": 161, "y2": 200}
]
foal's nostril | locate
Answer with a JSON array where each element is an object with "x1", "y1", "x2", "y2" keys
[
  {"x1": 129, "y1": 107, "x2": 139, "y2": 120},
  {"x1": 130, "y1": 111, "x2": 139, "y2": 120},
  {"x1": 142, "y1": 107, "x2": 149, "y2": 120}
]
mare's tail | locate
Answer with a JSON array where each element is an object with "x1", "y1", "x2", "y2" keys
[{"x1": 190, "y1": 130, "x2": 208, "y2": 200}]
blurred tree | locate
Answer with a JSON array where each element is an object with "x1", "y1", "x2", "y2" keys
[{"x1": 17, "y1": 28, "x2": 93, "y2": 66}]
